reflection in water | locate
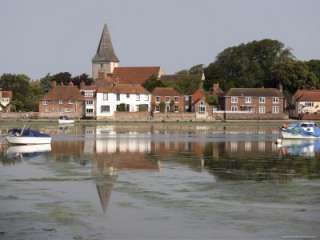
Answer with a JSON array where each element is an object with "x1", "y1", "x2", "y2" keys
[{"x1": 1, "y1": 125, "x2": 320, "y2": 214}]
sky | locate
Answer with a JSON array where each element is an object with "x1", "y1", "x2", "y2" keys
[{"x1": 1, "y1": 0, "x2": 320, "y2": 79}]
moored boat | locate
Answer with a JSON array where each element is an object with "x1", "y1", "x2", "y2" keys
[
  {"x1": 281, "y1": 122, "x2": 320, "y2": 139},
  {"x1": 6, "y1": 128, "x2": 52, "y2": 145},
  {"x1": 58, "y1": 116, "x2": 75, "y2": 124}
]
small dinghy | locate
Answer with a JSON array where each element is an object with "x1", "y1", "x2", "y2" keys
[
  {"x1": 281, "y1": 122, "x2": 320, "y2": 139},
  {"x1": 58, "y1": 116, "x2": 75, "y2": 124},
  {"x1": 6, "y1": 128, "x2": 52, "y2": 145}
]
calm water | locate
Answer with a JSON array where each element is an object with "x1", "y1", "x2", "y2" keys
[{"x1": 0, "y1": 123, "x2": 320, "y2": 240}]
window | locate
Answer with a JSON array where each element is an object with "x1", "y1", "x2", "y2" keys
[
  {"x1": 103, "y1": 93, "x2": 108, "y2": 101},
  {"x1": 59, "y1": 100, "x2": 63, "y2": 104},
  {"x1": 155, "y1": 105, "x2": 160, "y2": 112},
  {"x1": 126, "y1": 93, "x2": 130, "y2": 98},
  {"x1": 101, "y1": 105, "x2": 110, "y2": 113},
  {"x1": 145, "y1": 95, "x2": 149, "y2": 101},
  {"x1": 43, "y1": 100, "x2": 48, "y2": 105},
  {"x1": 245, "y1": 96, "x2": 252, "y2": 104},
  {"x1": 259, "y1": 106, "x2": 265, "y2": 113},
  {"x1": 231, "y1": 105, "x2": 238, "y2": 111},
  {"x1": 174, "y1": 96, "x2": 179, "y2": 102},
  {"x1": 272, "y1": 97, "x2": 279, "y2": 104},
  {"x1": 156, "y1": 96, "x2": 160, "y2": 102},
  {"x1": 199, "y1": 101, "x2": 206, "y2": 113},
  {"x1": 165, "y1": 96, "x2": 170, "y2": 102},
  {"x1": 305, "y1": 102, "x2": 314, "y2": 107},
  {"x1": 68, "y1": 100, "x2": 73, "y2": 105},
  {"x1": 136, "y1": 94, "x2": 140, "y2": 101},
  {"x1": 231, "y1": 97, "x2": 238, "y2": 103},
  {"x1": 174, "y1": 105, "x2": 179, "y2": 112},
  {"x1": 86, "y1": 100, "x2": 93, "y2": 105},
  {"x1": 259, "y1": 97, "x2": 265, "y2": 104},
  {"x1": 86, "y1": 108, "x2": 94, "y2": 114},
  {"x1": 117, "y1": 93, "x2": 120, "y2": 101},
  {"x1": 272, "y1": 106, "x2": 279, "y2": 114},
  {"x1": 84, "y1": 91, "x2": 94, "y2": 97}
]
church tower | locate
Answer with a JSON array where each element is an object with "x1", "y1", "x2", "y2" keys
[{"x1": 92, "y1": 24, "x2": 119, "y2": 79}]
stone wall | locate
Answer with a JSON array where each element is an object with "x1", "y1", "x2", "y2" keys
[{"x1": 0, "y1": 112, "x2": 39, "y2": 119}]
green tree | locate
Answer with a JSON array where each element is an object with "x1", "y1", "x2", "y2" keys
[
  {"x1": 72, "y1": 73, "x2": 94, "y2": 87},
  {"x1": 52, "y1": 72, "x2": 72, "y2": 85},
  {"x1": 0, "y1": 73, "x2": 31, "y2": 111},
  {"x1": 40, "y1": 73, "x2": 53, "y2": 93},
  {"x1": 206, "y1": 94, "x2": 218, "y2": 106},
  {"x1": 306, "y1": 60, "x2": 320, "y2": 80},
  {"x1": 159, "y1": 102, "x2": 166, "y2": 113},
  {"x1": 174, "y1": 74, "x2": 201, "y2": 95},
  {"x1": 204, "y1": 39, "x2": 294, "y2": 91},
  {"x1": 271, "y1": 60, "x2": 319, "y2": 94},
  {"x1": 143, "y1": 74, "x2": 164, "y2": 92}
]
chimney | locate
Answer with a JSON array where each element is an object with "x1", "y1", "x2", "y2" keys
[
  {"x1": 80, "y1": 81, "x2": 85, "y2": 89},
  {"x1": 213, "y1": 83, "x2": 219, "y2": 93},
  {"x1": 51, "y1": 81, "x2": 57, "y2": 88}
]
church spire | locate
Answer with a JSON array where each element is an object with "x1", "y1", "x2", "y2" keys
[{"x1": 92, "y1": 24, "x2": 119, "y2": 63}]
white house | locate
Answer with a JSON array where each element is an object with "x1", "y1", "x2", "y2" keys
[
  {"x1": 80, "y1": 83, "x2": 96, "y2": 118},
  {"x1": 96, "y1": 83, "x2": 151, "y2": 119}
]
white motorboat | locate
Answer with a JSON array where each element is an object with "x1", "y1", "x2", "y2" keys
[
  {"x1": 6, "y1": 128, "x2": 52, "y2": 145},
  {"x1": 281, "y1": 122, "x2": 320, "y2": 139},
  {"x1": 58, "y1": 116, "x2": 75, "y2": 124}
]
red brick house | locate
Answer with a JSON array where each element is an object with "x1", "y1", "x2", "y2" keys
[
  {"x1": 0, "y1": 90, "x2": 13, "y2": 112},
  {"x1": 292, "y1": 89, "x2": 320, "y2": 119},
  {"x1": 39, "y1": 82, "x2": 84, "y2": 118},
  {"x1": 192, "y1": 89, "x2": 211, "y2": 115},
  {"x1": 152, "y1": 87, "x2": 184, "y2": 112},
  {"x1": 224, "y1": 88, "x2": 286, "y2": 119}
]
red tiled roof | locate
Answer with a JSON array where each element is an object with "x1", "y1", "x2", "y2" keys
[
  {"x1": 0, "y1": 90, "x2": 13, "y2": 98},
  {"x1": 97, "y1": 83, "x2": 149, "y2": 94},
  {"x1": 113, "y1": 66, "x2": 161, "y2": 84},
  {"x1": 294, "y1": 89, "x2": 320, "y2": 101},
  {"x1": 192, "y1": 89, "x2": 206, "y2": 104},
  {"x1": 42, "y1": 85, "x2": 83, "y2": 101},
  {"x1": 152, "y1": 87, "x2": 182, "y2": 96}
]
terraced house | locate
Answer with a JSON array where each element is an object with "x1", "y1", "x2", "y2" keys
[
  {"x1": 224, "y1": 88, "x2": 286, "y2": 119},
  {"x1": 151, "y1": 87, "x2": 184, "y2": 113},
  {"x1": 39, "y1": 81, "x2": 84, "y2": 118}
]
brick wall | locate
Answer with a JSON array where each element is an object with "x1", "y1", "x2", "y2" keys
[
  {"x1": 225, "y1": 112, "x2": 288, "y2": 120},
  {"x1": 39, "y1": 100, "x2": 83, "y2": 118},
  {"x1": 225, "y1": 96, "x2": 284, "y2": 114},
  {"x1": 151, "y1": 95, "x2": 184, "y2": 112}
]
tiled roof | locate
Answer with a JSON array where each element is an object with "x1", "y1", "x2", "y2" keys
[
  {"x1": 0, "y1": 90, "x2": 13, "y2": 98},
  {"x1": 113, "y1": 66, "x2": 161, "y2": 85},
  {"x1": 294, "y1": 89, "x2": 320, "y2": 101},
  {"x1": 192, "y1": 89, "x2": 206, "y2": 104},
  {"x1": 92, "y1": 24, "x2": 119, "y2": 63},
  {"x1": 225, "y1": 88, "x2": 283, "y2": 97},
  {"x1": 152, "y1": 87, "x2": 182, "y2": 96},
  {"x1": 97, "y1": 83, "x2": 149, "y2": 94},
  {"x1": 42, "y1": 85, "x2": 83, "y2": 101}
]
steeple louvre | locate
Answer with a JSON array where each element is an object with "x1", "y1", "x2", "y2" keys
[{"x1": 92, "y1": 24, "x2": 119, "y2": 63}]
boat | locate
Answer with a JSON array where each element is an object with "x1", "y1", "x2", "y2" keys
[
  {"x1": 281, "y1": 121, "x2": 320, "y2": 139},
  {"x1": 6, "y1": 144, "x2": 51, "y2": 159},
  {"x1": 58, "y1": 116, "x2": 75, "y2": 124},
  {"x1": 6, "y1": 128, "x2": 52, "y2": 145}
]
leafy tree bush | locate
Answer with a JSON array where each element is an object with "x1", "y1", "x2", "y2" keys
[
  {"x1": 143, "y1": 74, "x2": 164, "y2": 92},
  {"x1": 138, "y1": 104, "x2": 149, "y2": 112},
  {"x1": 159, "y1": 102, "x2": 166, "y2": 113}
]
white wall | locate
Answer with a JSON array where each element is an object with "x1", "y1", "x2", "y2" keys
[{"x1": 96, "y1": 92, "x2": 151, "y2": 117}]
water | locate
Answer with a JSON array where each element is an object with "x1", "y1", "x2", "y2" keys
[{"x1": 0, "y1": 123, "x2": 319, "y2": 240}]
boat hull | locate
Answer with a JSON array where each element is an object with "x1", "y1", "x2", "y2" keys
[
  {"x1": 58, "y1": 119, "x2": 75, "y2": 124},
  {"x1": 6, "y1": 136, "x2": 52, "y2": 145},
  {"x1": 6, "y1": 144, "x2": 52, "y2": 154},
  {"x1": 281, "y1": 131, "x2": 320, "y2": 139}
]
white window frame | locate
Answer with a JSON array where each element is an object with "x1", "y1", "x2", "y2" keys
[
  {"x1": 259, "y1": 106, "x2": 265, "y2": 114},
  {"x1": 199, "y1": 101, "x2": 206, "y2": 113},
  {"x1": 156, "y1": 96, "x2": 160, "y2": 103},
  {"x1": 174, "y1": 105, "x2": 179, "y2": 112},
  {"x1": 174, "y1": 96, "x2": 179, "y2": 102},
  {"x1": 272, "y1": 105, "x2": 280, "y2": 114},
  {"x1": 86, "y1": 100, "x2": 93, "y2": 105},
  {"x1": 165, "y1": 96, "x2": 170, "y2": 103},
  {"x1": 272, "y1": 97, "x2": 279, "y2": 104},
  {"x1": 136, "y1": 94, "x2": 140, "y2": 101},
  {"x1": 103, "y1": 93, "x2": 108, "y2": 101},
  {"x1": 231, "y1": 105, "x2": 238, "y2": 111},
  {"x1": 245, "y1": 96, "x2": 252, "y2": 104},
  {"x1": 305, "y1": 101, "x2": 314, "y2": 107},
  {"x1": 155, "y1": 105, "x2": 160, "y2": 112},
  {"x1": 259, "y1": 97, "x2": 265, "y2": 104},
  {"x1": 145, "y1": 95, "x2": 149, "y2": 101},
  {"x1": 59, "y1": 100, "x2": 63, "y2": 105},
  {"x1": 231, "y1": 96, "x2": 238, "y2": 103},
  {"x1": 43, "y1": 100, "x2": 48, "y2": 105}
]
